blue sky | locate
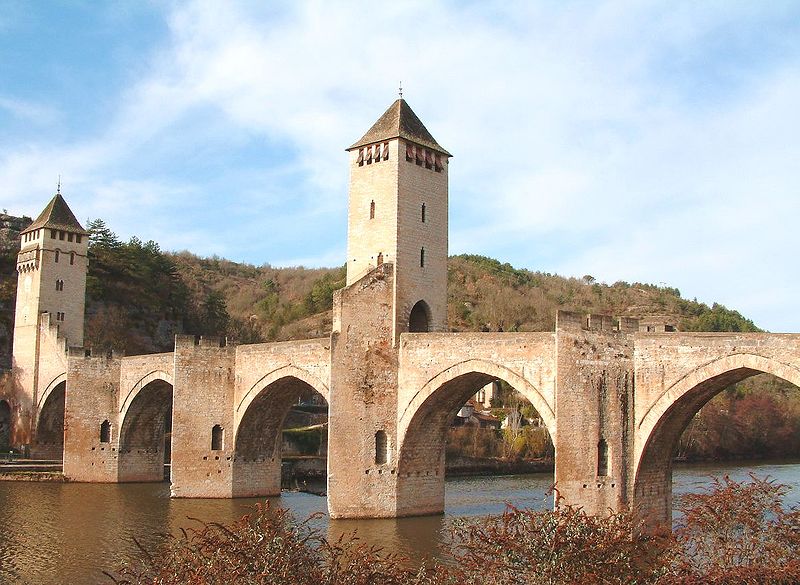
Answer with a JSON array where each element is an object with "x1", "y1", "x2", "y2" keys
[{"x1": 1, "y1": 1, "x2": 799, "y2": 331}]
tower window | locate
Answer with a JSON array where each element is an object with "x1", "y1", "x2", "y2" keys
[
  {"x1": 58, "y1": 231, "x2": 65, "y2": 240},
  {"x1": 435, "y1": 154, "x2": 443, "y2": 172},
  {"x1": 597, "y1": 437, "x2": 609, "y2": 476},
  {"x1": 421, "y1": 203, "x2": 426, "y2": 223},
  {"x1": 211, "y1": 425, "x2": 224, "y2": 451},
  {"x1": 382, "y1": 142, "x2": 389, "y2": 161},
  {"x1": 420, "y1": 247, "x2": 425, "y2": 268},
  {"x1": 76, "y1": 235, "x2": 82, "y2": 244},
  {"x1": 54, "y1": 250, "x2": 59, "y2": 263},
  {"x1": 366, "y1": 146, "x2": 373, "y2": 164},
  {"x1": 51, "y1": 230, "x2": 57, "y2": 239},
  {"x1": 425, "y1": 150, "x2": 433, "y2": 170},
  {"x1": 56, "y1": 312, "x2": 65, "y2": 322},
  {"x1": 56, "y1": 279, "x2": 64, "y2": 292},
  {"x1": 406, "y1": 143, "x2": 414, "y2": 161},
  {"x1": 357, "y1": 148, "x2": 364, "y2": 166},
  {"x1": 375, "y1": 430, "x2": 388, "y2": 465},
  {"x1": 100, "y1": 420, "x2": 112, "y2": 443},
  {"x1": 416, "y1": 147, "x2": 424, "y2": 166},
  {"x1": 70, "y1": 252, "x2": 75, "y2": 265},
  {"x1": 67, "y1": 233, "x2": 74, "y2": 242},
  {"x1": 369, "y1": 200, "x2": 375, "y2": 220}
]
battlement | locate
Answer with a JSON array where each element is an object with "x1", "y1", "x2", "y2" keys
[
  {"x1": 556, "y1": 310, "x2": 641, "y2": 333},
  {"x1": 67, "y1": 346, "x2": 124, "y2": 360},
  {"x1": 174, "y1": 334, "x2": 229, "y2": 349}
]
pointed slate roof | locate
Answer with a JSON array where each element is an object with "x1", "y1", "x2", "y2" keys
[
  {"x1": 22, "y1": 193, "x2": 88, "y2": 235},
  {"x1": 348, "y1": 99, "x2": 451, "y2": 156}
]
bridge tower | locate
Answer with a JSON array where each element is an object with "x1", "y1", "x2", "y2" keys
[
  {"x1": 344, "y1": 98, "x2": 451, "y2": 341},
  {"x1": 328, "y1": 99, "x2": 451, "y2": 517},
  {"x1": 11, "y1": 191, "x2": 88, "y2": 450}
]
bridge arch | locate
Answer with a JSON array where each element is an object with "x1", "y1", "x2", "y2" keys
[
  {"x1": 34, "y1": 378, "x2": 66, "y2": 460},
  {"x1": 38, "y1": 373, "x2": 66, "y2": 411},
  {"x1": 395, "y1": 359, "x2": 554, "y2": 515},
  {"x1": 399, "y1": 359, "x2": 555, "y2": 443},
  {"x1": 236, "y1": 365, "x2": 329, "y2": 422},
  {"x1": 634, "y1": 353, "x2": 800, "y2": 524},
  {"x1": 118, "y1": 377, "x2": 173, "y2": 483},
  {"x1": 232, "y1": 366, "x2": 329, "y2": 497},
  {"x1": 120, "y1": 370, "x2": 174, "y2": 419}
]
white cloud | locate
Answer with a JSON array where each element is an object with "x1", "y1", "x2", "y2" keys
[{"x1": 1, "y1": 1, "x2": 799, "y2": 330}]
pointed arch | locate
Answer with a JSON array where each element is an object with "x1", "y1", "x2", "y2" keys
[{"x1": 634, "y1": 353, "x2": 800, "y2": 524}]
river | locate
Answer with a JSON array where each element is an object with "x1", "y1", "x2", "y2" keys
[{"x1": 0, "y1": 461, "x2": 798, "y2": 584}]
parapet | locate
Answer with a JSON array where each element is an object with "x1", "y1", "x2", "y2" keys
[
  {"x1": 68, "y1": 347, "x2": 124, "y2": 359},
  {"x1": 174, "y1": 334, "x2": 229, "y2": 349},
  {"x1": 556, "y1": 310, "x2": 641, "y2": 333}
]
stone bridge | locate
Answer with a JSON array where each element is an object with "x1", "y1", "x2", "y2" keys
[
  {"x1": 39, "y1": 305, "x2": 799, "y2": 526},
  {"x1": 7, "y1": 97, "x2": 799, "y2": 529}
]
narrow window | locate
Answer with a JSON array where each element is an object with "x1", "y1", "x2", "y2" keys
[
  {"x1": 375, "y1": 430, "x2": 388, "y2": 465},
  {"x1": 55, "y1": 279, "x2": 63, "y2": 292},
  {"x1": 59, "y1": 231, "x2": 65, "y2": 241},
  {"x1": 425, "y1": 150, "x2": 433, "y2": 169},
  {"x1": 406, "y1": 143, "x2": 414, "y2": 161},
  {"x1": 369, "y1": 200, "x2": 375, "y2": 220},
  {"x1": 51, "y1": 229, "x2": 57, "y2": 239},
  {"x1": 382, "y1": 142, "x2": 389, "y2": 161},
  {"x1": 67, "y1": 233, "x2": 74, "y2": 242},
  {"x1": 100, "y1": 420, "x2": 111, "y2": 443},
  {"x1": 211, "y1": 425, "x2": 224, "y2": 451},
  {"x1": 420, "y1": 247, "x2": 425, "y2": 268},
  {"x1": 434, "y1": 154, "x2": 443, "y2": 173},
  {"x1": 597, "y1": 438, "x2": 609, "y2": 476},
  {"x1": 70, "y1": 252, "x2": 75, "y2": 265},
  {"x1": 54, "y1": 250, "x2": 59, "y2": 263},
  {"x1": 76, "y1": 235, "x2": 82, "y2": 244},
  {"x1": 357, "y1": 148, "x2": 364, "y2": 166},
  {"x1": 421, "y1": 203, "x2": 426, "y2": 223},
  {"x1": 416, "y1": 147, "x2": 424, "y2": 166},
  {"x1": 366, "y1": 146, "x2": 373, "y2": 164}
]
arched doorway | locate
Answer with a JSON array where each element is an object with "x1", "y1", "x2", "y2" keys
[
  {"x1": 634, "y1": 359, "x2": 800, "y2": 525},
  {"x1": 408, "y1": 300, "x2": 431, "y2": 333},
  {"x1": 233, "y1": 374, "x2": 328, "y2": 497},
  {"x1": 34, "y1": 382, "x2": 65, "y2": 460},
  {"x1": 118, "y1": 379, "x2": 173, "y2": 482},
  {"x1": 0, "y1": 400, "x2": 11, "y2": 452},
  {"x1": 397, "y1": 364, "x2": 554, "y2": 516}
]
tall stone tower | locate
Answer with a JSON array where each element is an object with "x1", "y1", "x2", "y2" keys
[
  {"x1": 345, "y1": 98, "x2": 451, "y2": 342},
  {"x1": 329, "y1": 99, "x2": 451, "y2": 517},
  {"x1": 12, "y1": 191, "x2": 88, "y2": 447}
]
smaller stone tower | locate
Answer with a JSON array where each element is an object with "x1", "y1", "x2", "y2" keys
[
  {"x1": 12, "y1": 190, "x2": 88, "y2": 446},
  {"x1": 345, "y1": 99, "x2": 451, "y2": 342}
]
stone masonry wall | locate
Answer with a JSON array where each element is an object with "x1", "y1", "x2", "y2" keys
[
  {"x1": 394, "y1": 140, "x2": 448, "y2": 337},
  {"x1": 170, "y1": 335, "x2": 236, "y2": 498},
  {"x1": 63, "y1": 349, "x2": 122, "y2": 482},
  {"x1": 554, "y1": 311, "x2": 634, "y2": 516},
  {"x1": 328, "y1": 263, "x2": 400, "y2": 518}
]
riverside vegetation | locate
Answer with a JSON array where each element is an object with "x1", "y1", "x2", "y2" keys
[
  {"x1": 108, "y1": 475, "x2": 800, "y2": 584},
  {"x1": 0, "y1": 216, "x2": 799, "y2": 461}
]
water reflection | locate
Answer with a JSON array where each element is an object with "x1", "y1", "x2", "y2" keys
[{"x1": 0, "y1": 463, "x2": 797, "y2": 585}]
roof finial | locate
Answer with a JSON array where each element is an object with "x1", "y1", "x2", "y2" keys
[
  {"x1": 57, "y1": 175, "x2": 61, "y2": 196},
  {"x1": 398, "y1": 81, "x2": 403, "y2": 100}
]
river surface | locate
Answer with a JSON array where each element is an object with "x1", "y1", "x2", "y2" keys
[{"x1": 0, "y1": 461, "x2": 798, "y2": 584}]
